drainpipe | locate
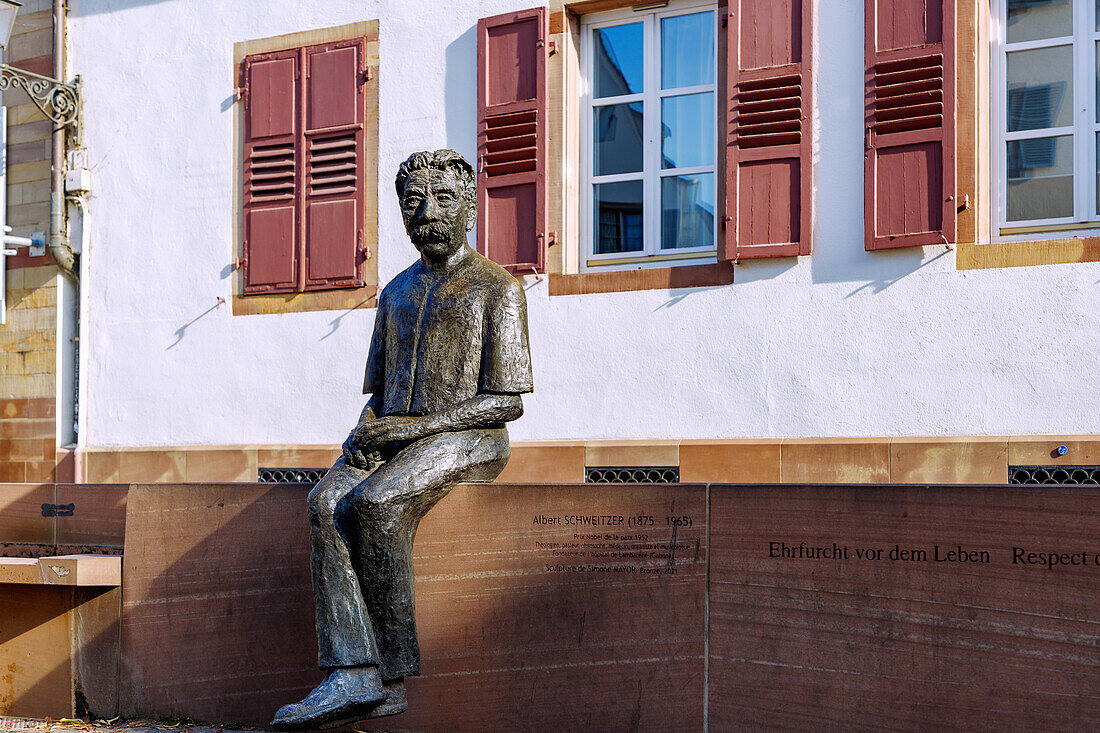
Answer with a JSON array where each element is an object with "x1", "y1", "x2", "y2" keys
[{"x1": 48, "y1": 0, "x2": 75, "y2": 282}]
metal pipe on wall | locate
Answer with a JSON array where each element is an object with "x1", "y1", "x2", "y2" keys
[
  {"x1": 50, "y1": 0, "x2": 80, "y2": 448},
  {"x1": 49, "y1": 0, "x2": 75, "y2": 282}
]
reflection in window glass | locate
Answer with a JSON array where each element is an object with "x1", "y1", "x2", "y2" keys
[
  {"x1": 595, "y1": 181, "x2": 644, "y2": 253},
  {"x1": 661, "y1": 174, "x2": 715, "y2": 249},
  {"x1": 1006, "y1": 135, "x2": 1074, "y2": 221},
  {"x1": 594, "y1": 103, "x2": 644, "y2": 175},
  {"x1": 1006, "y1": 0, "x2": 1072, "y2": 43},
  {"x1": 594, "y1": 23, "x2": 643, "y2": 97},
  {"x1": 1006, "y1": 45, "x2": 1073, "y2": 130},
  {"x1": 661, "y1": 93, "x2": 715, "y2": 169},
  {"x1": 661, "y1": 12, "x2": 714, "y2": 89}
]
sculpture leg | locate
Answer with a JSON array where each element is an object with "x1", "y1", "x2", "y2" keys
[
  {"x1": 272, "y1": 460, "x2": 392, "y2": 731},
  {"x1": 345, "y1": 427, "x2": 510, "y2": 680},
  {"x1": 307, "y1": 458, "x2": 382, "y2": 669}
]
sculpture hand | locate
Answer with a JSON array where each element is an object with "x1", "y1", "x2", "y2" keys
[
  {"x1": 354, "y1": 416, "x2": 430, "y2": 448},
  {"x1": 342, "y1": 431, "x2": 379, "y2": 470}
]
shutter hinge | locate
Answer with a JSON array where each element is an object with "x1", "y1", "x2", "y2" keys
[
  {"x1": 513, "y1": 263, "x2": 544, "y2": 282},
  {"x1": 363, "y1": 68, "x2": 373, "y2": 82},
  {"x1": 548, "y1": 40, "x2": 559, "y2": 57},
  {"x1": 547, "y1": 231, "x2": 558, "y2": 247},
  {"x1": 235, "y1": 256, "x2": 247, "y2": 271},
  {"x1": 358, "y1": 230, "x2": 372, "y2": 261},
  {"x1": 865, "y1": 124, "x2": 874, "y2": 150},
  {"x1": 957, "y1": 193, "x2": 971, "y2": 212}
]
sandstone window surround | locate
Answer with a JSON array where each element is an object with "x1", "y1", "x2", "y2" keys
[
  {"x1": 956, "y1": 0, "x2": 1100, "y2": 268},
  {"x1": 992, "y1": 0, "x2": 1100, "y2": 237},
  {"x1": 232, "y1": 22, "x2": 379, "y2": 316}
]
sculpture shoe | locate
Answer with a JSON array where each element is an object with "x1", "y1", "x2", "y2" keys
[
  {"x1": 358, "y1": 679, "x2": 408, "y2": 720},
  {"x1": 270, "y1": 667, "x2": 386, "y2": 731}
]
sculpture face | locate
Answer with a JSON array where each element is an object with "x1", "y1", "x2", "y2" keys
[{"x1": 399, "y1": 166, "x2": 471, "y2": 260}]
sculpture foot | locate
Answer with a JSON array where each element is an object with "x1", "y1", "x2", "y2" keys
[
  {"x1": 271, "y1": 667, "x2": 386, "y2": 731},
  {"x1": 361, "y1": 679, "x2": 407, "y2": 719}
]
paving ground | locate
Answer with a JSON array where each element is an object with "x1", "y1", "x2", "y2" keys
[{"x1": 0, "y1": 719, "x2": 265, "y2": 733}]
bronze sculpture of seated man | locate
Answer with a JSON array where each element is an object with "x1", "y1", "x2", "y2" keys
[{"x1": 272, "y1": 149, "x2": 533, "y2": 729}]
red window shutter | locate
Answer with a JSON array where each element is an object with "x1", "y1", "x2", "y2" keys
[
  {"x1": 303, "y1": 40, "x2": 367, "y2": 290},
  {"x1": 476, "y1": 7, "x2": 548, "y2": 275},
  {"x1": 243, "y1": 50, "x2": 299, "y2": 293},
  {"x1": 865, "y1": 0, "x2": 956, "y2": 250},
  {"x1": 724, "y1": 0, "x2": 813, "y2": 260}
]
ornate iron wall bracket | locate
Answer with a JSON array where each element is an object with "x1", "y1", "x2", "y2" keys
[{"x1": 0, "y1": 64, "x2": 80, "y2": 137}]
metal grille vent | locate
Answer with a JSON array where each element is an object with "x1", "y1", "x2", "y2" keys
[
  {"x1": 871, "y1": 53, "x2": 944, "y2": 135},
  {"x1": 481, "y1": 110, "x2": 538, "y2": 177},
  {"x1": 309, "y1": 133, "x2": 357, "y2": 196},
  {"x1": 1009, "y1": 465, "x2": 1100, "y2": 485},
  {"x1": 586, "y1": 466, "x2": 680, "y2": 484},
  {"x1": 259, "y1": 467, "x2": 326, "y2": 484},
  {"x1": 248, "y1": 142, "x2": 296, "y2": 200},
  {"x1": 735, "y1": 73, "x2": 802, "y2": 149}
]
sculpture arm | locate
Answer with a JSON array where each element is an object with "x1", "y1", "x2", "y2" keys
[
  {"x1": 352, "y1": 393, "x2": 523, "y2": 449},
  {"x1": 422, "y1": 393, "x2": 523, "y2": 433}
]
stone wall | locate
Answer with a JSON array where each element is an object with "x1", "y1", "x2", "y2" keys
[{"x1": 1, "y1": 1, "x2": 64, "y2": 483}]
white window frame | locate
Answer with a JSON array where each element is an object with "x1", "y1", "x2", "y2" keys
[
  {"x1": 992, "y1": 0, "x2": 1100, "y2": 240},
  {"x1": 581, "y1": 1, "x2": 719, "y2": 271}
]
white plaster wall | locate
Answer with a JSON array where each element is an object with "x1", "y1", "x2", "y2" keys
[{"x1": 69, "y1": 0, "x2": 1100, "y2": 447}]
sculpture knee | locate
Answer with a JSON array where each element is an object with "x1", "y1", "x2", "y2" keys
[
  {"x1": 307, "y1": 481, "x2": 345, "y2": 525},
  {"x1": 350, "y1": 485, "x2": 403, "y2": 526}
]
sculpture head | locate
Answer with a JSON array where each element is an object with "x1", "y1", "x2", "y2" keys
[{"x1": 395, "y1": 149, "x2": 477, "y2": 261}]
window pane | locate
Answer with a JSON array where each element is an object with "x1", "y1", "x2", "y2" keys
[
  {"x1": 1006, "y1": 135, "x2": 1073, "y2": 221},
  {"x1": 1006, "y1": 0, "x2": 1072, "y2": 43},
  {"x1": 595, "y1": 181, "x2": 644, "y2": 254},
  {"x1": 661, "y1": 12, "x2": 714, "y2": 89},
  {"x1": 662, "y1": 93, "x2": 714, "y2": 169},
  {"x1": 594, "y1": 103, "x2": 644, "y2": 175},
  {"x1": 594, "y1": 23, "x2": 643, "y2": 98},
  {"x1": 661, "y1": 174, "x2": 715, "y2": 249},
  {"x1": 1006, "y1": 45, "x2": 1073, "y2": 131}
]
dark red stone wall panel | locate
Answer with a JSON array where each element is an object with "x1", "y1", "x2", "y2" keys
[
  {"x1": 119, "y1": 482, "x2": 706, "y2": 731},
  {"x1": 709, "y1": 484, "x2": 1100, "y2": 730},
  {"x1": 360, "y1": 483, "x2": 707, "y2": 733}
]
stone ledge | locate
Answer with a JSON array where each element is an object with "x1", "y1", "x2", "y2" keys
[{"x1": 0, "y1": 554, "x2": 121, "y2": 586}]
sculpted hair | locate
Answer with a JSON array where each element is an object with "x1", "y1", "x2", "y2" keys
[{"x1": 395, "y1": 149, "x2": 478, "y2": 230}]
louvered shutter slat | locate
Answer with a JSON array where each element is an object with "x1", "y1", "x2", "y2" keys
[
  {"x1": 864, "y1": 0, "x2": 956, "y2": 250},
  {"x1": 725, "y1": 0, "x2": 813, "y2": 260},
  {"x1": 477, "y1": 7, "x2": 548, "y2": 275}
]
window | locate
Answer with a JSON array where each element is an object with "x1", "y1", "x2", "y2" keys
[
  {"x1": 475, "y1": 3, "x2": 811, "y2": 293},
  {"x1": 995, "y1": 0, "x2": 1100, "y2": 236},
  {"x1": 233, "y1": 22, "x2": 379, "y2": 313},
  {"x1": 582, "y1": 4, "x2": 718, "y2": 269}
]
